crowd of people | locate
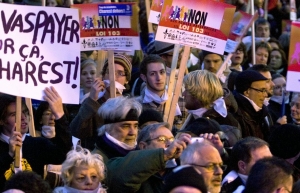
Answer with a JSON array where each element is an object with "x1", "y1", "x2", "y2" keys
[{"x1": 1, "y1": 0, "x2": 300, "y2": 192}]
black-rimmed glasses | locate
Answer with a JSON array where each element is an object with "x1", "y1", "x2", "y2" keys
[{"x1": 249, "y1": 87, "x2": 268, "y2": 94}]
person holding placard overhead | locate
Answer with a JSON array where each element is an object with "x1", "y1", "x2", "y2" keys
[
  {"x1": 70, "y1": 54, "x2": 133, "y2": 150},
  {"x1": 0, "y1": 87, "x2": 72, "y2": 192}
]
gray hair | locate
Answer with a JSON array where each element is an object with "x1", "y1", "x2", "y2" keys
[
  {"x1": 180, "y1": 141, "x2": 213, "y2": 165},
  {"x1": 97, "y1": 97, "x2": 142, "y2": 135},
  {"x1": 137, "y1": 122, "x2": 170, "y2": 145},
  {"x1": 61, "y1": 146, "x2": 106, "y2": 187},
  {"x1": 183, "y1": 70, "x2": 223, "y2": 108}
]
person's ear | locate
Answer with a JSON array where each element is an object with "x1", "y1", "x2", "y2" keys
[
  {"x1": 140, "y1": 74, "x2": 147, "y2": 82},
  {"x1": 138, "y1": 141, "x2": 147, "y2": 150},
  {"x1": 238, "y1": 160, "x2": 247, "y2": 174},
  {"x1": 243, "y1": 89, "x2": 250, "y2": 97}
]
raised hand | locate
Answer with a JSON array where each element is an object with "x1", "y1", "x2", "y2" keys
[{"x1": 44, "y1": 86, "x2": 64, "y2": 120}]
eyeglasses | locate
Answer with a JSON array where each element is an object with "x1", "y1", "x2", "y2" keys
[
  {"x1": 290, "y1": 102, "x2": 300, "y2": 109},
  {"x1": 106, "y1": 70, "x2": 126, "y2": 77},
  {"x1": 189, "y1": 163, "x2": 227, "y2": 172},
  {"x1": 145, "y1": 136, "x2": 175, "y2": 144},
  {"x1": 249, "y1": 87, "x2": 268, "y2": 94}
]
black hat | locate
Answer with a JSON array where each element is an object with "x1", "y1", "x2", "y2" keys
[
  {"x1": 145, "y1": 40, "x2": 174, "y2": 55},
  {"x1": 178, "y1": 117, "x2": 221, "y2": 137},
  {"x1": 235, "y1": 70, "x2": 268, "y2": 94},
  {"x1": 269, "y1": 124, "x2": 300, "y2": 159},
  {"x1": 163, "y1": 165, "x2": 208, "y2": 193},
  {"x1": 138, "y1": 109, "x2": 164, "y2": 128},
  {"x1": 202, "y1": 50, "x2": 224, "y2": 61}
]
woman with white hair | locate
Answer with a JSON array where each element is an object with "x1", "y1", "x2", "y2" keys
[{"x1": 53, "y1": 147, "x2": 106, "y2": 193}]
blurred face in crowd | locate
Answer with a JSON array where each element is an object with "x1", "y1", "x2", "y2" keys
[
  {"x1": 259, "y1": 71, "x2": 274, "y2": 97},
  {"x1": 291, "y1": 95, "x2": 300, "y2": 122},
  {"x1": 140, "y1": 126, "x2": 174, "y2": 149},
  {"x1": 81, "y1": 64, "x2": 96, "y2": 91},
  {"x1": 256, "y1": 23, "x2": 270, "y2": 38},
  {"x1": 40, "y1": 109, "x2": 55, "y2": 127},
  {"x1": 182, "y1": 89, "x2": 202, "y2": 110},
  {"x1": 255, "y1": 47, "x2": 269, "y2": 65},
  {"x1": 244, "y1": 80, "x2": 268, "y2": 108},
  {"x1": 239, "y1": 145, "x2": 272, "y2": 175},
  {"x1": 104, "y1": 63, "x2": 128, "y2": 96},
  {"x1": 140, "y1": 62, "x2": 166, "y2": 96},
  {"x1": 269, "y1": 50, "x2": 283, "y2": 70},
  {"x1": 70, "y1": 163, "x2": 100, "y2": 191},
  {"x1": 161, "y1": 48, "x2": 183, "y2": 69},
  {"x1": 203, "y1": 54, "x2": 223, "y2": 74},
  {"x1": 108, "y1": 121, "x2": 139, "y2": 146},
  {"x1": 47, "y1": 0, "x2": 57, "y2": 6},
  {"x1": 192, "y1": 145, "x2": 223, "y2": 193},
  {"x1": 231, "y1": 47, "x2": 245, "y2": 66},
  {"x1": 273, "y1": 77, "x2": 288, "y2": 97},
  {"x1": 0, "y1": 103, "x2": 29, "y2": 136}
]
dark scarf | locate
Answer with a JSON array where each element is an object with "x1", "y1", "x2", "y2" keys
[{"x1": 95, "y1": 134, "x2": 132, "y2": 159}]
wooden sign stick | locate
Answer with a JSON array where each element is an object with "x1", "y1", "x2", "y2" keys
[
  {"x1": 14, "y1": 96, "x2": 21, "y2": 168},
  {"x1": 167, "y1": 46, "x2": 190, "y2": 128},
  {"x1": 25, "y1": 98, "x2": 36, "y2": 137},
  {"x1": 108, "y1": 50, "x2": 116, "y2": 98},
  {"x1": 163, "y1": 44, "x2": 180, "y2": 122}
]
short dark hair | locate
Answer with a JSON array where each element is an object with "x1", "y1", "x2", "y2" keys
[
  {"x1": 230, "y1": 137, "x2": 269, "y2": 172},
  {"x1": 248, "y1": 64, "x2": 271, "y2": 73},
  {"x1": 255, "y1": 18, "x2": 270, "y2": 30},
  {"x1": 139, "y1": 54, "x2": 166, "y2": 75},
  {"x1": 243, "y1": 157, "x2": 293, "y2": 193},
  {"x1": 0, "y1": 94, "x2": 15, "y2": 123},
  {"x1": 4, "y1": 171, "x2": 52, "y2": 193}
]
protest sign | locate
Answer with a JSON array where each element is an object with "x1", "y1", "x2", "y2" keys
[
  {"x1": 225, "y1": 11, "x2": 258, "y2": 53},
  {"x1": 148, "y1": 0, "x2": 163, "y2": 24},
  {"x1": 72, "y1": 3, "x2": 140, "y2": 51},
  {"x1": 0, "y1": 4, "x2": 81, "y2": 104},
  {"x1": 155, "y1": 0, "x2": 235, "y2": 54},
  {"x1": 286, "y1": 21, "x2": 300, "y2": 93}
]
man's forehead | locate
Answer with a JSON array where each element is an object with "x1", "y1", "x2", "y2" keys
[
  {"x1": 257, "y1": 24, "x2": 269, "y2": 29},
  {"x1": 204, "y1": 54, "x2": 222, "y2": 61}
]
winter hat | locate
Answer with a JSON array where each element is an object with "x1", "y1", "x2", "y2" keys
[
  {"x1": 268, "y1": 124, "x2": 300, "y2": 159},
  {"x1": 103, "y1": 54, "x2": 132, "y2": 80},
  {"x1": 163, "y1": 165, "x2": 207, "y2": 193},
  {"x1": 235, "y1": 70, "x2": 268, "y2": 94},
  {"x1": 178, "y1": 117, "x2": 221, "y2": 137},
  {"x1": 145, "y1": 40, "x2": 174, "y2": 55},
  {"x1": 138, "y1": 109, "x2": 164, "y2": 128},
  {"x1": 201, "y1": 50, "x2": 224, "y2": 61}
]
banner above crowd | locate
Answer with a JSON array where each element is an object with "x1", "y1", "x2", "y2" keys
[
  {"x1": 155, "y1": 0, "x2": 236, "y2": 54},
  {"x1": 0, "y1": 3, "x2": 81, "y2": 104},
  {"x1": 72, "y1": 3, "x2": 140, "y2": 51}
]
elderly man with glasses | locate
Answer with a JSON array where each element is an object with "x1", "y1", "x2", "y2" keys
[
  {"x1": 233, "y1": 70, "x2": 273, "y2": 140},
  {"x1": 105, "y1": 122, "x2": 191, "y2": 193}
]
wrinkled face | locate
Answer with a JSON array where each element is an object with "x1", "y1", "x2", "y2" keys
[
  {"x1": 291, "y1": 95, "x2": 300, "y2": 122},
  {"x1": 255, "y1": 47, "x2": 269, "y2": 65},
  {"x1": 243, "y1": 145, "x2": 272, "y2": 175},
  {"x1": 142, "y1": 126, "x2": 174, "y2": 149},
  {"x1": 269, "y1": 50, "x2": 283, "y2": 70},
  {"x1": 193, "y1": 146, "x2": 223, "y2": 193},
  {"x1": 141, "y1": 62, "x2": 166, "y2": 96},
  {"x1": 256, "y1": 23, "x2": 270, "y2": 38},
  {"x1": 0, "y1": 103, "x2": 29, "y2": 136},
  {"x1": 273, "y1": 77, "x2": 287, "y2": 97},
  {"x1": 40, "y1": 108, "x2": 55, "y2": 127},
  {"x1": 108, "y1": 121, "x2": 139, "y2": 146},
  {"x1": 244, "y1": 80, "x2": 268, "y2": 108},
  {"x1": 81, "y1": 64, "x2": 96, "y2": 90},
  {"x1": 231, "y1": 48, "x2": 244, "y2": 66},
  {"x1": 70, "y1": 164, "x2": 100, "y2": 191},
  {"x1": 203, "y1": 54, "x2": 223, "y2": 74},
  {"x1": 182, "y1": 89, "x2": 202, "y2": 110},
  {"x1": 170, "y1": 186, "x2": 202, "y2": 193},
  {"x1": 259, "y1": 71, "x2": 274, "y2": 96}
]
